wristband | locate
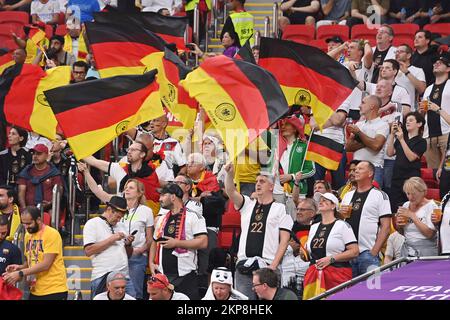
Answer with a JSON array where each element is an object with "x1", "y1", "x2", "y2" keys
[
  {"x1": 291, "y1": 174, "x2": 296, "y2": 181},
  {"x1": 18, "y1": 270, "x2": 24, "y2": 279}
]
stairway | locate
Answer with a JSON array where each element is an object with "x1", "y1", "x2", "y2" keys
[{"x1": 207, "y1": 1, "x2": 277, "y2": 53}]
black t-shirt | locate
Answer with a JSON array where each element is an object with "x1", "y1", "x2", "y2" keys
[
  {"x1": 0, "y1": 148, "x2": 32, "y2": 186},
  {"x1": 371, "y1": 46, "x2": 391, "y2": 83},
  {"x1": 345, "y1": 188, "x2": 372, "y2": 241},
  {"x1": 427, "y1": 80, "x2": 447, "y2": 137},
  {"x1": 309, "y1": 220, "x2": 337, "y2": 263},
  {"x1": 282, "y1": 0, "x2": 316, "y2": 24},
  {"x1": 392, "y1": 135, "x2": 427, "y2": 180},
  {"x1": 412, "y1": 46, "x2": 440, "y2": 86}
]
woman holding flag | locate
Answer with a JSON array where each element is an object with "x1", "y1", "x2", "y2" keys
[{"x1": 302, "y1": 193, "x2": 359, "y2": 300}]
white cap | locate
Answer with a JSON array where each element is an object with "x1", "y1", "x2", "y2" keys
[{"x1": 314, "y1": 192, "x2": 339, "y2": 206}]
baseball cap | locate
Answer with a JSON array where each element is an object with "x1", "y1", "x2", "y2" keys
[
  {"x1": 31, "y1": 144, "x2": 49, "y2": 154},
  {"x1": 106, "y1": 271, "x2": 127, "y2": 284},
  {"x1": 147, "y1": 273, "x2": 174, "y2": 290},
  {"x1": 326, "y1": 36, "x2": 344, "y2": 44},
  {"x1": 314, "y1": 192, "x2": 339, "y2": 206},
  {"x1": 157, "y1": 183, "x2": 183, "y2": 199},
  {"x1": 436, "y1": 52, "x2": 450, "y2": 67},
  {"x1": 106, "y1": 196, "x2": 128, "y2": 213}
]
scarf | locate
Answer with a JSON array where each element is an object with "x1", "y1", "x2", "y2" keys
[
  {"x1": 154, "y1": 207, "x2": 188, "y2": 265},
  {"x1": 119, "y1": 161, "x2": 153, "y2": 193},
  {"x1": 191, "y1": 170, "x2": 220, "y2": 197},
  {"x1": 1, "y1": 204, "x2": 21, "y2": 242},
  {"x1": 18, "y1": 163, "x2": 60, "y2": 205}
]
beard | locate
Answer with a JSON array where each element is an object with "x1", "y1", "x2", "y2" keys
[
  {"x1": 0, "y1": 203, "x2": 9, "y2": 210},
  {"x1": 27, "y1": 224, "x2": 40, "y2": 234},
  {"x1": 160, "y1": 201, "x2": 173, "y2": 210}
]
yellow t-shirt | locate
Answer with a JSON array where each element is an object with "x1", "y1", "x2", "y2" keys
[
  {"x1": 234, "y1": 137, "x2": 268, "y2": 184},
  {"x1": 24, "y1": 225, "x2": 68, "y2": 296}
]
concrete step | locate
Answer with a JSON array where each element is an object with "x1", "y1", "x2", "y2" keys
[
  {"x1": 64, "y1": 256, "x2": 92, "y2": 268},
  {"x1": 68, "y1": 289, "x2": 91, "y2": 300},
  {"x1": 67, "y1": 278, "x2": 91, "y2": 291},
  {"x1": 66, "y1": 267, "x2": 93, "y2": 279},
  {"x1": 64, "y1": 246, "x2": 85, "y2": 256}
]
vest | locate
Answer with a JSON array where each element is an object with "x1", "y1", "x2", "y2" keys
[
  {"x1": 185, "y1": 0, "x2": 212, "y2": 12},
  {"x1": 230, "y1": 11, "x2": 254, "y2": 47}
]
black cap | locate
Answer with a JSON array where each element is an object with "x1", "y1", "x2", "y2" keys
[
  {"x1": 157, "y1": 183, "x2": 183, "y2": 199},
  {"x1": 326, "y1": 36, "x2": 344, "y2": 44},
  {"x1": 106, "y1": 196, "x2": 128, "y2": 213},
  {"x1": 437, "y1": 52, "x2": 450, "y2": 67},
  {"x1": 50, "y1": 35, "x2": 65, "y2": 45}
]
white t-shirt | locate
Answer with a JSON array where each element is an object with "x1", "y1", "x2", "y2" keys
[
  {"x1": 306, "y1": 220, "x2": 357, "y2": 258},
  {"x1": 152, "y1": 135, "x2": 186, "y2": 170},
  {"x1": 83, "y1": 217, "x2": 130, "y2": 281},
  {"x1": 353, "y1": 117, "x2": 390, "y2": 167},
  {"x1": 440, "y1": 197, "x2": 450, "y2": 255},
  {"x1": 315, "y1": 106, "x2": 349, "y2": 145},
  {"x1": 342, "y1": 62, "x2": 373, "y2": 112},
  {"x1": 385, "y1": 231, "x2": 405, "y2": 259},
  {"x1": 25, "y1": 133, "x2": 52, "y2": 151},
  {"x1": 153, "y1": 209, "x2": 207, "y2": 276},
  {"x1": 365, "y1": 82, "x2": 411, "y2": 110},
  {"x1": 395, "y1": 66, "x2": 426, "y2": 109},
  {"x1": 401, "y1": 200, "x2": 437, "y2": 241},
  {"x1": 31, "y1": 0, "x2": 60, "y2": 23},
  {"x1": 141, "y1": 0, "x2": 182, "y2": 14},
  {"x1": 422, "y1": 80, "x2": 450, "y2": 139},
  {"x1": 121, "y1": 204, "x2": 154, "y2": 250},
  {"x1": 237, "y1": 195, "x2": 293, "y2": 264},
  {"x1": 93, "y1": 292, "x2": 136, "y2": 300},
  {"x1": 342, "y1": 188, "x2": 392, "y2": 253}
]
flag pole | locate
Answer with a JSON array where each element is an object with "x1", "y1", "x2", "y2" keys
[{"x1": 300, "y1": 130, "x2": 314, "y2": 172}]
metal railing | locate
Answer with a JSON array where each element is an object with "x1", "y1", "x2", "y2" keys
[
  {"x1": 263, "y1": 17, "x2": 270, "y2": 38},
  {"x1": 68, "y1": 171, "x2": 77, "y2": 245},
  {"x1": 254, "y1": 31, "x2": 261, "y2": 47},
  {"x1": 272, "y1": 2, "x2": 279, "y2": 38},
  {"x1": 51, "y1": 184, "x2": 61, "y2": 230},
  {"x1": 193, "y1": 4, "x2": 200, "y2": 45},
  {"x1": 309, "y1": 255, "x2": 450, "y2": 300}
]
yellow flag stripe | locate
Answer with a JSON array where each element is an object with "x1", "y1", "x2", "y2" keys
[
  {"x1": 0, "y1": 60, "x2": 14, "y2": 75},
  {"x1": 180, "y1": 67, "x2": 250, "y2": 160},
  {"x1": 280, "y1": 85, "x2": 334, "y2": 128},
  {"x1": 98, "y1": 66, "x2": 148, "y2": 79},
  {"x1": 30, "y1": 66, "x2": 72, "y2": 140},
  {"x1": 305, "y1": 152, "x2": 340, "y2": 171}
]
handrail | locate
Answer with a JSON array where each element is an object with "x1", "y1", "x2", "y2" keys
[
  {"x1": 51, "y1": 184, "x2": 61, "y2": 230},
  {"x1": 254, "y1": 31, "x2": 261, "y2": 47},
  {"x1": 272, "y1": 2, "x2": 279, "y2": 38},
  {"x1": 112, "y1": 137, "x2": 119, "y2": 163},
  {"x1": 309, "y1": 256, "x2": 450, "y2": 300},
  {"x1": 263, "y1": 16, "x2": 270, "y2": 38},
  {"x1": 193, "y1": 4, "x2": 200, "y2": 45},
  {"x1": 223, "y1": 1, "x2": 228, "y2": 26},
  {"x1": 68, "y1": 170, "x2": 77, "y2": 245},
  {"x1": 13, "y1": 224, "x2": 26, "y2": 296}
]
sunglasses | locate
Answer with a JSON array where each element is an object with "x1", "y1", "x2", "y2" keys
[{"x1": 147, "y1": 276, "x2": 168, "y2": 288}]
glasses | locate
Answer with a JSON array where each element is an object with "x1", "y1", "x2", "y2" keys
[
  {"x1": 127, "y1": 147, "x2": 143, "y2": 153},
  {"x1": 394, "y1": 50, "x2": 407, "y2": 54},
  {"x1": 252, "y1": 283, "x2": 264, "y2": 289},
  {"x1": 148, "y1": 276, "x2": 168, "y2": 288},
  {"x1": 297, "y1": 208, "x2": 313, "y2": 212}
]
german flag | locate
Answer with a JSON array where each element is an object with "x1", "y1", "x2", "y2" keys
[
  {"x1": 28, "y1": 26, "x2": 46, "y2": 47},
  {"x1": 85, "y1": 21, "x2": 166, "y2": 78},
  {"x1": 180, "y1": 55, "x2": 289, "y2": 160},
  {"x1": 235, "y1": 39, "x2": 256, "y2": 64},
  {"x1": 258, "y1": 37, "x2": 357, "y2": 128},
  {"x1": 95, "y1": 12, "x2": 188, "y2": 52},
  {"x1": 44, "y1": 70, "x2": 164, "y2": 160},
  {"x1": 0, "y1": 53, "x2": 14, "y2": 75},
  {"x1": 4, "y1": 66, "x2": 72, "y2": 140},
  {"x1": 305, "y1": 133, "x2": 344, "y2": 171},
  {"x1": 303, "y1": 265, "x2": 352, "y2": 300},
  {"x1": 141, "y1": 48, "x2": 197, "y2": 129}
]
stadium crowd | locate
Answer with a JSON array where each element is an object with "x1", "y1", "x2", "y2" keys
[{"x1": 0, "y1": 0, "x2": 450, "y2": 301}]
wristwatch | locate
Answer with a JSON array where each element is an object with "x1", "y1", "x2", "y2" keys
[
  {"x1": 18, "y1": 270, "x2": 24, "y2": 279},
  {"x1": 330, "y1": 256, "x2": 336, "y2": 264}
]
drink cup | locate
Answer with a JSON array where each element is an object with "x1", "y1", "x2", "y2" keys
[
  {"x1": 419, "y1": 99, "x2": 429, "y2": 112},
  {"x1": 340, "y1": 204, "x2": 353, "y2": 219},
  {"x1": 432, "y1": 208, "x2": 443, "y2": 223}
]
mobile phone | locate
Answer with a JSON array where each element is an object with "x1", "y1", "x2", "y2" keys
[
  {"x1": 395, "y1": 115, "x2": 401, "y2": 123},
  {"x1": 155, "y1": 237, "x2": 166, "y2": 242},
  {"x1": 131, "y1": 230, "x2": 138, "y2": 236}
]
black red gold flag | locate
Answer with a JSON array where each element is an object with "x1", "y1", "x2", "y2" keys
[{"x1": 305, "y1": 133, "x2": 344, "y2": 171}]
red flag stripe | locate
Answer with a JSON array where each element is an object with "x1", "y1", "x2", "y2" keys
[{"x1": 308, "y1": 141, "x2": 343, "y2": 159}]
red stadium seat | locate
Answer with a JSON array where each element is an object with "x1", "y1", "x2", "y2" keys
[
  {"x1": 393, "y1": 36, "x2": 414, "y2": 48},
  {"x1": 44, "y1": 24, "x2": 53, "y2": 39},
  {"x1": 390, "y1": 23, "x2": 419, "y2": 38},
  {"x1": 221, "y1": 212, "x2": 241, "y2": 230},
  {"x1": 316, "y1": 25, "x2": 350, "y2": 41},
  {"x1": 424, "y1": 23, "x2": 450, "y2": 37},
  {"x1": 0, "y1": 11, "x2": 29, "y2": 25},
  {"x1": 0, "y1": 22, "x2": 26, "y2": 38},
  {"x1": 309, "y1": 39, "x2": 327, "y2": 52},
  {"x1": 426, "y1": 188, "x2": 441, "y2": 201},
  {"x1": 55, "y1": 24, "x2": 67, "y2": 36},
  {"x1": 351, "y1": 24, "x2": 377, "y2": 46},
  {"x1": 282, "y1": 24, "x2": 315, "y2": 43},
  {"x1": 421, "y1": 168, "x2": 439, "y2": 188},
  {"x1": 421, "y1": 156, "x2": 427, "y2": 168}
]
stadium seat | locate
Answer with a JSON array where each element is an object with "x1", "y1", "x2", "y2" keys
[
  {"x1": 421, "y1": 156, "x2": 427, "y2": 168},
  {"x1": 0, "y1": 22, "x2": 26, "y2": 38},
  {"x1": 424, "y1": 23, "x2": 450, "y2": 37},
  {"x1": 282, "y1": 24, "x2": 315, "y2": 43},
  {"x1": 0, "y1": 11, "x2": 29, "y2": 25},
  {"x1": 351, "y1": 24, "x2": 377, "y2": 46},
  {"x1": 309, "y1": 39, "x2": 327, "y2": 52},
  {"x1": 393, "y1": 36, "x2": 414, "y2": 48},
  {"x1": 390, "y1": 24, "x2": 419, "y2": 38},
  {"x1": 426, "y1": 188, "x2": 440, "y2": 201},
  {"x1": 421, "y1": 168, "x2": 439, "y2": 188},
  {"x1": 316, "y1": 25, "x2": 350, "y2": 41},
  {"x1": 221, "y1": 212, "x2": 241, "y2": 230},
  {"x1": 55, "y1": 24, "x2": 67, "y2": 36},
  {"x1": 44, "y1": 24, "x2": 53, "y2": 39}
]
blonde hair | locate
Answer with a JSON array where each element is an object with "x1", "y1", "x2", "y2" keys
[
  {"x1": 124, "y1": 179, "x2": 147, "y2": 205},
  {"x1": 403, "y1": 177, "x2": 427, "y2": 195}
]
